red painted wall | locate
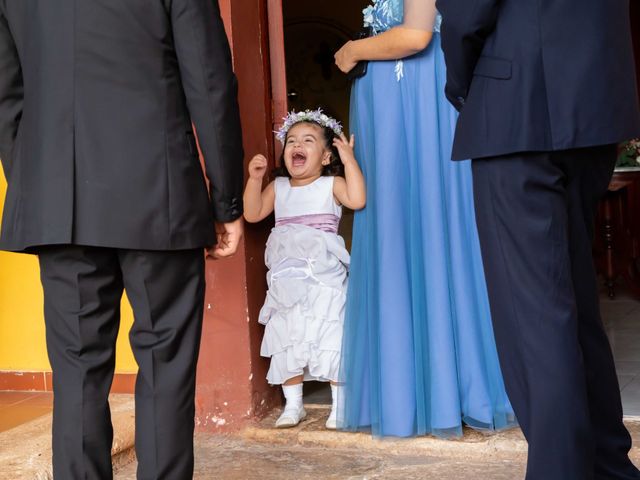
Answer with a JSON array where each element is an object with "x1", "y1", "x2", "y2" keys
[{"x1": 194, "y1": 0, "x2": 279, "y2": 432}]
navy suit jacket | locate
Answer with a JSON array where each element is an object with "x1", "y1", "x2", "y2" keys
[{"x1": 436, "y1": 0, "x2": 640, "y2": 160}]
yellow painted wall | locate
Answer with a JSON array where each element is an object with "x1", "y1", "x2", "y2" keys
[{"x1": 0, "y1": 172, "x2": 138, "y2": 373}]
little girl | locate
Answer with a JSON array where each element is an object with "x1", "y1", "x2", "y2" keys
[{"x1": 244, "y1": 109, "x2": 366, "y2": 429}]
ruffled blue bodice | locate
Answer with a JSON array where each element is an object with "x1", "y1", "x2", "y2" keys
[
  {"x1": 361, "y1": 0, "x2": 442, "y2": 81},
  {"x1": 363, "y1": 0, "x2": 441, "y2": 34}
]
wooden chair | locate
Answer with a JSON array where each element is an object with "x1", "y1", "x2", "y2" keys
[{"x1": 594, "y1": 168, "x2": 640, "y2": 299}]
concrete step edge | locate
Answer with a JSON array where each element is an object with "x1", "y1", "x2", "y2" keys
[
  {"x1": 0, "y1": 394, "x2": 135, "y2": 480},
  {"x1": 240, "y1": 407, "x2": 640, "y2": 462}
]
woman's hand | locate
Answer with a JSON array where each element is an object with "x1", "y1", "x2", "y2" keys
[
  {"x1": 335, "y1": 28, "x2": 434, "y2": 68},
  {"x1": 333, "y1": 133, "x2": 357, "y2": 165},
  {"x1": 335, "y1": 41, "x2": 358, "y2": 74},
  {"x1": 248, "y1": 154, "x2": 268, "y2": 180}
]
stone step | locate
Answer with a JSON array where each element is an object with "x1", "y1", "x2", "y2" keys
[
  {"x1": 3, "y1": 399, "x2": 639, "y2": 478},
  {"x1": 242, "y1": 404, "x2": 640, "y2": 464},
  {"x1": 0, "y1": 394, "x2": 135, "y2": 480}
]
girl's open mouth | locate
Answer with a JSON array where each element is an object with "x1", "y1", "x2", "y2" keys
[{"x1": 292, "y1": 152, "x2": 307, "y2": 167}]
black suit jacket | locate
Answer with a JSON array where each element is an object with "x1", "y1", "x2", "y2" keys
[
  {"x1": 436, "y1": 0, "x2": 640, "y2": 160},
  {"x1": 0, "y1": 0, "x2": 244, "y2": 251}
]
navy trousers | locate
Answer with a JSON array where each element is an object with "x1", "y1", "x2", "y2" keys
[{"x1": 472, "y1": 145, "x2": 640, "y2": 480}]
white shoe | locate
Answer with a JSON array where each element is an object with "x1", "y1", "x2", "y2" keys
[
  {"x1": 325, "y1": 415, "x2": 337, "y2": 430},
  {"x1": 275, "y1": 406, "x2": 307, "y2": 428}
]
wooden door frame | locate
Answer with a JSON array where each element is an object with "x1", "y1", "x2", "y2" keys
[
  {"x1": 193, "y1": 0, "x2": 280, "y2": 433},
  {"x1": 267, "y1": 0, "x2": 288, "y2": 161}
]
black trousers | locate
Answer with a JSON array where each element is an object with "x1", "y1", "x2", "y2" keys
[
  {"x1": 38, "y1": 246, "x2": 205, "y2": 480},
  {"x1": 472, "y1": 145, "x2": 640, "y2": 480}
]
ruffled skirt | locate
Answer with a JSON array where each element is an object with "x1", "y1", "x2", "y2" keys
[{"x1": 259, "y1": 224, "x2": 349, "y2": 385}]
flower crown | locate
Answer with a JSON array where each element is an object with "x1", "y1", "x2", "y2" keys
[{"x1": 276, "y1": 109, "x2": 343, "y2": 145}]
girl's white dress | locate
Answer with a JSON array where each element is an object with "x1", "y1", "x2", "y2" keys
[{"x1": 259, "y1": 176, "x2": 349, "y2": 385}]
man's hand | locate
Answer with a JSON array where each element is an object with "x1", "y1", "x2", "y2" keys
[{"x1": 207, "y1": 217, "x2": 244, "y2": 259}]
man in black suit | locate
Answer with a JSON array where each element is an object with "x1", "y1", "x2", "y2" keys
[
  {"x1": 0, "y1": 0, "x2": 244, "y2": 478},
  {"x1": 435, "y1": 0, "x2": 640, "y2": 478}
]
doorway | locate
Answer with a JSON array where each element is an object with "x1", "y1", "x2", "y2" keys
[
  {"x1": 265, "y1": 0, "x2": 640, "y2": 416},
  {"x1": 272, "y1": 0, "x2": 369, "y2": 404}
]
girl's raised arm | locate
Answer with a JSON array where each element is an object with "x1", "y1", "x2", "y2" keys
[
  {"x1": 333, "y1": 134, "x2": 366, "y2": 211},
  {"x1": 243, "y1": 154, "x2": 276, "y2": 223}
]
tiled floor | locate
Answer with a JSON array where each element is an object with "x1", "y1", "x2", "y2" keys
[
  {"x1": 602, "y1": 287, "x2": 640, "y2": 417},
  {"x1": 0, "y1": 391, "x2": 53, "y2": 433}
]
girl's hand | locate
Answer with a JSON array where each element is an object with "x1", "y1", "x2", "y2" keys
[
  {"x1": 335, "y1": 41, "x2": 358, "y2": 74},
  {"x1": 333, "y1": 133, "x2": 357, "y2": 165},
  {"x1": 248, "y1": 154, "x2": 268, "y2": 180}
]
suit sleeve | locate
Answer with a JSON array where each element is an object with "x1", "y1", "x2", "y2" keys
[
  {"x1": 435, "y1": 0, "x2": 501, "y2": 110},
  {"x1": 170, "y1": 0, "x2": 244, "y2": 223},
  {"x1": 0, "y1": 7, "x2": 23, "y2": 178}
]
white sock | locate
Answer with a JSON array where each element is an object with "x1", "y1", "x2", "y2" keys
[
  {"x1": 282, "y1": 383, "x2": 303, "y2": 411},
  {"x1": 329, "y1": 384, "x2": 340, "y2": 419}
]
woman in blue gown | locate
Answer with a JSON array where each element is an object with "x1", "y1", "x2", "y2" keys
[{"x1": 334, "y1": 0, "x2": 516, "y2": 437}]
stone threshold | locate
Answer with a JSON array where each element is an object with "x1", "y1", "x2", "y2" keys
[
  {"x1": 241, "y1": 405, "x2": 640, "y2": 464},
  {"x1": 2, "y1": 399, "x2": 639, "y2": 478},
  {"x1": 0, "y1": 394, "x2": 135, "y2": 480}
]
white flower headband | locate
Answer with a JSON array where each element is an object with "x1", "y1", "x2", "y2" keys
[{"x1": 276, "y1": 109, "x2": 343, "y2": 145}]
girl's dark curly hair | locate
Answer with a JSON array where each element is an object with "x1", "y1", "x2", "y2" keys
[{"x1": 273, "y1": 121, "x2": 345, "y2": 178}]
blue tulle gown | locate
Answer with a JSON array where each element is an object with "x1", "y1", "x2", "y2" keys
[{"x1": 338, "y1": 0, "x2": 516, "y2": 438}]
